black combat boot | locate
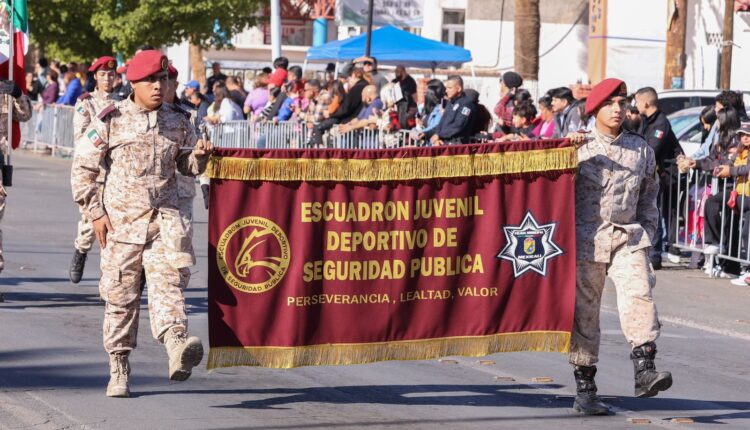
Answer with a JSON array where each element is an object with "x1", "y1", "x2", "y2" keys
[
  {"x1": 573, "y1": 365, "x2": 610, "y2": 415},
  {"x1": 631, "y1": 342, "x2": 673, "y2": 398},
  {"x1": 69, "y1": 250, "x2": 87, "y2": 284}
]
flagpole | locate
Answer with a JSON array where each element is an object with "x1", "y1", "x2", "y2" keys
[{"x1": 6, "y1": 0, "x2": 14, "y2": 166}]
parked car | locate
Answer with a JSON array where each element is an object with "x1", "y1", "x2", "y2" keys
[
  {"x1": 667, "y1": 106, "x2": 705, "y2": 157},
  {"x1": 658, "y1": 89, "x2": 750, "y2": 116}
]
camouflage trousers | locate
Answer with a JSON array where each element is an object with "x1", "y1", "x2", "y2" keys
[
  {"x1": 75, "y1": 212, "x2": 96, "y2": 253},
  {"x1": 0, "y1": 185, "x2": 5, "y2": 271},
  {"x1": 569, "y1": 229, "x2": 661, "y2": 366},
  {"x1": 100, "y1": 219, "x2": 191, "y2": 354}
]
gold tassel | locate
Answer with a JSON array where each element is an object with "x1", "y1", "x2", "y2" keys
[
  {"x1": 207, "y1": 147, "x2": 577, "y2": 182},
  {"x1": 207, "y1": 331, "x2": 571, "y2": 370}
]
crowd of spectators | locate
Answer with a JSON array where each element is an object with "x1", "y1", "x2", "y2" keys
[
  {"x1": 21, "y1": 51, "x2": 750, "y2": 285},
  {"x1": 675, "y1": 89, "x2": 750, "y2": 284}
]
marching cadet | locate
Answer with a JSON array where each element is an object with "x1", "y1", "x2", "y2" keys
[
  {"x1": 0, "y1": 79, "x2": 32, "y2": 303},
  {"x1": 69, "y1": 56, "x2": 117, "y2": 284},
  {"x1": 70, "y1": 50, "x2": 213, "y2": 397},
  {"x1": 568, "y1": 78, "x2": 673, "y2": 415},
  {"x1": 164, "y1": 64, "x2": 197, "y2": 252}
]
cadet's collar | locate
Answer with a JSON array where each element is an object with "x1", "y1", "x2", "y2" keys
[
  {"x1": 592, "y1": 125, "x2": 622, "y2": 146},
  {"x1": 93, "y1": 89, "x2": 113, "y2": 101},
  {"x1": 125, "y1": 95, "x2": 161, "y2": 114}
]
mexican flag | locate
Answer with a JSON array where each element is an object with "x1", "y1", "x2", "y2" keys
[{"x1": 0, "y1": 0, "x2": 27, "y2": 149}]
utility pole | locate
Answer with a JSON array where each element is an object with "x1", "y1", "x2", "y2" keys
[
  {"x1": 514, "y1": 0, "x2": 540, "y2": 81},
  {"x1": 364, "y1": 0, "x2": 375, "y2": 57},
  {"x1": 720, "y1": 0, "x2": 733, "y2": 89},
  {"x1": 663, "y1": 0, "x2": 687, "y2": 89},
  {"x1": 270, "y1": 0, "x2": 282, "y2": 61}
]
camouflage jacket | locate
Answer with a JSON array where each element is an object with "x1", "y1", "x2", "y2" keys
[
  {"x1": 575, "y1": 128, "x2": 659, "y2": 263},
  {"x1": 73, "y1": 90, "x2": 114, "y2": 184},
  {"x1": 167, "y1": 102, "x2": 198, "y2": 200},
  {"x1": 71, "y1": 98, "x2": 209, "y2": 265},
  {"x1": 73, "y1": 90, "x2": 114, "y2": 143},
  {"x1": 0, "y1": 94, "x2": 32, "y2": 157}
]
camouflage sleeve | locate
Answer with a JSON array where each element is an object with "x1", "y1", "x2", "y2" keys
[
  {"x1": 71, "y1": 121, "x2": 109, "y2": 221},
  {"x1": 73, "y1": 99, "x2": 92, "y2": 143},
  {"x1": 12, "y1": 94, "x2": 32, "y2": 122},
  {"x1": 176, "y1": 116, "x2": 208, "y2": 177},
  {"x1": 637, "y1": 146, "x2": 660, "y2": 242}
]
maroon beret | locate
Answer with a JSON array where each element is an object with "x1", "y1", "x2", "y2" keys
[
  {"x1": 89, "y1": 56, "x2": 117, "y2": 72},
  {"x1": 584, "y1": 78, "x2": 628, "y2": 115},
  {"x1": 167, "y1": 64, "x2": 178, "y2": 80},
  {"x1": 116, "y1": 61, "x2": 128, "y2": 75},
  {"x1": 126, "y1": 50, "x2": 169, "y2": 82}
]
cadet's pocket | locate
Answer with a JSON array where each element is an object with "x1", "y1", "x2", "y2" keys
[
  {"x1": 578, "y1": 163, "x2": 608, "y2": 188},
  {"x1": 119, "y1": 144, "x2": 149, "y2": 177},
  {"x1": 98, "y1": 266, "x2": 121, "y2": 303},
  {"x1": 158, "y1": 142, "x2": 178, "y2": 179}
]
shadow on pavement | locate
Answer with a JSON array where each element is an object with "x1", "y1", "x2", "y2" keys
[
  {"x1": 137, "y1": 384, "x2": 567, "y2": 409},
  {"x1": 0, "y1": 350, "x2": 165, "y2": 390},
  {"x1": 0, "y1": 291, "x2": 102, "y2": 308},
  {"x1": 0, "y1": 276, "x2": 99, "y2": 285},
  {"x1": 208, "y1": 414, "x2": 585, "y2": 429}
]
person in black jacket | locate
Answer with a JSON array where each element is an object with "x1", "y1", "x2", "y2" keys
[
  {"x1": 308, "y1": 67, "x2": 367, "y2": 146},
  {"x1": 635, "y1": 87, "x2": 684, "y2": 269},
  {"x1": 423, "y1": 75, "x2": 476, "y2": 145}
]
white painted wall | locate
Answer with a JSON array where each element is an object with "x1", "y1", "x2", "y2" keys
[
  {"x1": 166, "y1": 41, "x2": 191, "y2": 91},
  {"x1": 731, "y1": 12, "x2": 750, "y2": 90},
  {"x1": 604, "y1": 0, "x2": 667, "y2": 90},
  {"x1": 684, "y1": 0, "x2": 723, "y2": 89}
]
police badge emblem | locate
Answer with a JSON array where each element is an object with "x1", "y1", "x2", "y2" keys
[{"x1": 497, "y1": 211, "x2": 563, "y2": 278}]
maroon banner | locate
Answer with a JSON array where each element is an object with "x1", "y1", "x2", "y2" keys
[{"x1": 207, "y1": 140, "x2": 577, "y2": 368}]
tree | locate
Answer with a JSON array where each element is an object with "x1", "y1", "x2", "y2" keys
[
  {"x1": 514, "y1": 0, "x2": 540, "y2": 81},
  {"x1": 90, "y1": 1, "x2": 264, "y2": 79},
  {"x1": 28, "y1": 0, "x2": 111, "y2": 62}
]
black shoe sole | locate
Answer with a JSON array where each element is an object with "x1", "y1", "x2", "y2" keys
[
  {"x1": 573, "y1": 402, "x2": 610, "y2": 415},
  {"x1": 636, "y1": 374, "x2": 673, "y2": 398},
  {"x1": 70, "y1": 272, "x2": 83, "y2": 284}
]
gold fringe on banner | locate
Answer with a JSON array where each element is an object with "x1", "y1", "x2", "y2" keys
[
  {"x1": 207, "y1": 147, "x2": 577, "y2": 182},
  {"x1": 207, "y1": 331, "x2": 570, "y2": 370}
]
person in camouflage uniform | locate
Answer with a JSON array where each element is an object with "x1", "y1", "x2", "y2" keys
[
  {"x1": 69, "y1": 56, "x2": 118, "y2": 284},
  {"x1": 70, "y1": 50, "x2": 212, "y2": 398},
  {"x1": 568, "y1": 78, "x2": 673, "y2": 415},
  {"x1": 164, "y1": 65, "x2": 197, "y2": 246},
  {"x1": 0, "y1": 80, "x2": 32, "y2": 303}
]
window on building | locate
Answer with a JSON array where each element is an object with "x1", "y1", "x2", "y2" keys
[{"x1": 441, "y1": 10, "x2": 465, "y2": 47}]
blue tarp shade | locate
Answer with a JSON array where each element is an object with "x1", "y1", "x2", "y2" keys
[{"x1": 306, "y1": 25, "x2": 472, "y2": 69}]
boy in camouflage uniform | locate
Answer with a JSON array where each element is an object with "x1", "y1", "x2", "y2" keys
[
  {"x1": 71, "y1": 50, "x2": 212, "y2": 397},
  {"x1": 568, "y1": 78, "x2": 673, "y2": 415},
  {"x1": 69, "y1": 56, "x2": 118, "y2": 284}
]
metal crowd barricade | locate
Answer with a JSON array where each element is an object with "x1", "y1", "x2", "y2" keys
[
  {"x1": 20, "y1": 102, "x2": 75, "y2": 157},
  {"x1": 330, "y1": 129, "x2": 415, "y2": 149},
  {"x1": 668, "y1": 166, "x2": 750, "y2": 276},
  {"x1": 210, "y1": 120, "x2": 310, "y2": 149},
  {"x1": 52, "y1": 105, "x2": 76, "y2": 156}
]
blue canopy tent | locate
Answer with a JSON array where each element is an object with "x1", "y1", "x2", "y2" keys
[{"x1": 305, "y1": 25, "x2": 472, "y2": 69}]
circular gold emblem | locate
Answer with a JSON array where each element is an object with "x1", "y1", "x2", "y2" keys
[
  {"x1": 216, "y1": 216, "x2": 290, "y2": 293},
  {"x1": 161, "y1": 57, "x2": 169, "y2": 71},
  {"x1": 107, "y1": 59, "x2": 115, "y2": 69}
]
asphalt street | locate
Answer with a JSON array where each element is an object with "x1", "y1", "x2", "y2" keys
[{"x1": 1, "y1": 150, "x2": 749, "y2": 430}]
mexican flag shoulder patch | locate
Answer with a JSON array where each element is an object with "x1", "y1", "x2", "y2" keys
[{"x1": 86, "y1": 128, "x2": 104, "y2": 147}]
